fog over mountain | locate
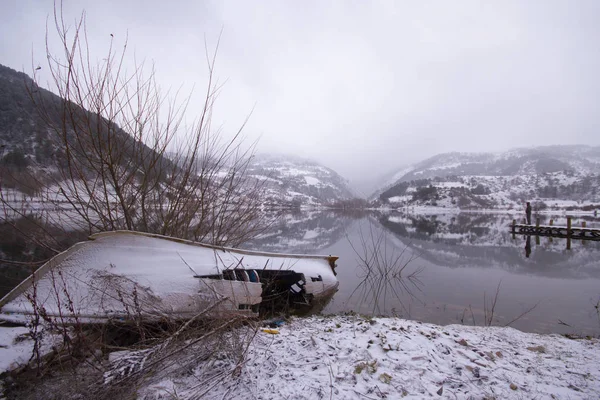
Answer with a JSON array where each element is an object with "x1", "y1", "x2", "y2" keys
[
  {"x1": 2, "y1": 59, "x2": 598, "y2": 210},
  {"x1": 2, "y1": 57, "x2": 598, "y2": 210},
  {"x1": 0, "y1": 62, "x2": 354, "y2": 207},
  {"x1": 2, "y1": 1, "x2": 600, "y2": 184}
]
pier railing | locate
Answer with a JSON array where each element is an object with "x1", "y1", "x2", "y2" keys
[{"x1": 510, "y1": 216, "x2": 600, "y2": 250}]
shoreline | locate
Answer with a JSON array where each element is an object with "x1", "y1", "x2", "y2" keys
[
  {"x1": 2, "y1": 314, "x2": 599, "y2": 399},
  {"x1": 145, "y1": 314, "x2": 600, "y2": 399}
]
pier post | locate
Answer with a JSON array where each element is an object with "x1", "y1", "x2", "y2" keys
[{"x1": 512, "y1": 219, "x2": 516, "y2": 239}]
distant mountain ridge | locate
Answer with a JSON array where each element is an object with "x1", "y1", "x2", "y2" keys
[
  {"x1": 376, "y1": 146, "x2": 600, "y2": 209},
  {"x1": 4, "y1": 60, "x2": 597, "y2": 210},
  {"x1": 0, "y1": 63, "x2": 355, "y2": 207},
  {"x1": 247, "y1": 153, "x2": 354, "y2": 207},
  {"x1": 384, "y1": 146, "x2": 600, "y2": 185}
]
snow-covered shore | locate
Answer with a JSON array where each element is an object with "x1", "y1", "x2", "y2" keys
[
  {"x1": 2, "y1": 315, "x2": 600, "y2": 399},
  {"x1": 141, "y1": 315, "x2": 600, "y2": 399},
  {"x1": 378, "y1": 204, "x2": 600, "y2": 216}
]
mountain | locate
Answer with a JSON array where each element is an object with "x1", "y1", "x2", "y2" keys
[
  {"x1": 247, "y1": 154, "x2": 354, "y2": 207},
  {"x1": 0, "y1": 63, "x2": 355, "y2": 209},
  {"x1": 376, "y1": 146, "x2": 600, "y2": 210},
  {"x1": 0, "y1": 64, "x2": 63, "y2": 194},
  {"x1": 0, "y1": 63, "x2": 175, "y2": 196}
]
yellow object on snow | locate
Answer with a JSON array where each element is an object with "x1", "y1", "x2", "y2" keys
[{"x1": 261, "y1": 328, "x2": 280, "y2": 334}]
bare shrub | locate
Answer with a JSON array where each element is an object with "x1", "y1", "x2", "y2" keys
[
  {"x1": 1, "y1": 1, "x2": 267, "y2": 251},
  {"x1": 103, "y1": 316, "x2": 258, "y2": 396},
  {"x1": 4, "y1": 263, "x2": 260, "y2": 399},
  {"x1": 1, "y1": 2, "x2": 269, "y2": 396},
  {"x1": 4, "y1": 314, "x2": 259, "y2": 400}
]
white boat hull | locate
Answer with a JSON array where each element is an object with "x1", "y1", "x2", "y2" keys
[{"x1": 0, "y1": 231, "x2": 339, "y2": 324}]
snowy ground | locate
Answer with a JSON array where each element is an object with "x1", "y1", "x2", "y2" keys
[
  {"x1": 144, "y1": 315, "x2": 599, "y2": 399},
  {"x1": 0, "y1": 326, "x2": 32, "y2": 374},
  {"x1": 2, "y1": 315, "x2": 599, "y2": 399}
]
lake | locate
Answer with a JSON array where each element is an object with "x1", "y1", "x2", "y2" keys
[
  {"x1": 245, "y1": 210, "x2": 600, "y2": 336},
  {"x1": 2, "y1": 209, "x2": 599, "y2": 336}
]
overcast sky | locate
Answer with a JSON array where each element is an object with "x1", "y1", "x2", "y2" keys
[{"x1": 2, "y1": 1, "x2": 600, "y2": 188}]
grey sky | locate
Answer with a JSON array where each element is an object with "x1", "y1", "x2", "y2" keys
[{"x1": 2, "y1": 1, "x2": 600, "y2": 188}]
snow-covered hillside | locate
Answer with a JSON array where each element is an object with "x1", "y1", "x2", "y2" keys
[
  {"x1": 376, "y1": 146, "x2": 600, "y2": 210},
  {"x1": 0, "y1": 60, "x2": 355, "y2": 210},
  {"x1": 247, "y1": 154, "x2": 354, "y2": 208}
]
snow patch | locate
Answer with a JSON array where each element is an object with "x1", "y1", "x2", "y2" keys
[{"x1": 304, "y1": 176, "x2": 321, "y2": 186}]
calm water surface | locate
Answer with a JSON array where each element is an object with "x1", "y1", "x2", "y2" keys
[{"x1": 245, "y1": 211, "x2": 600, "y2": 336}]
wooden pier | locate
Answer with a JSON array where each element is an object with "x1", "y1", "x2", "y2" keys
[{"x1": 510, "y1": 217, "x2": 600, "y2": 241}]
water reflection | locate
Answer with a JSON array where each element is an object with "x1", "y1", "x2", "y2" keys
[
  {"x1": 0, "y1": 216, "x2": 88, "y2": 298},
  {"x1": 247, "y1": 210, "x2": 600, "y2": 335},
  {"x1": 242, "y1": 209, "x2": 362, "y2": 253},
  {"x1": 376, "y1": 211, "x2": 600, "y2": 280},
  {"x1": 2, "y1": 209, "x2": 599, "y2": 335},
  {"x1": 345, "y1": 222, "x2": 424, "y2": 316}
]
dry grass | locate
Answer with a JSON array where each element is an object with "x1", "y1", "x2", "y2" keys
[
  {"x1": 459, "y1": 281, "x2": 540, "y2": 328},
  {"x1": 1, "y1": 255, "x2": 262, "y2": 400},
  {"x1": 4, "y1": 308, "x2": 259, "y2": 400},
  {"x1": 346, "y1": 221, "x2": 423, "y2": 317}
]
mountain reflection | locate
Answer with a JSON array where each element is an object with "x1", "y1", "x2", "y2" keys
[
  {"x1": 376, "y1": 211, "x2": 600, "y2": 279},
  {"x1": 244, "y1": 210, "x2": 600, "y2": 280},
  {"x1": 244, "y1": 210, "x2": 600, "y2": 335},
  {"x1": 242, "y1": 209, "x2": 364, "y2": 253}
]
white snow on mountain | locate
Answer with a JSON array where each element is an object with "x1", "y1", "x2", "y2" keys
[
  {"x1": 247, "y1": 153, "x2": 354, "y2": 208},
  {"x1": 377, "y1": 145, "x2": 600, "y2": 210}
]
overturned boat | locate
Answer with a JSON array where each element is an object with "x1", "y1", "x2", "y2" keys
[{"x1": 0, "y1": 231, "x2": 339, "y2": 324}]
